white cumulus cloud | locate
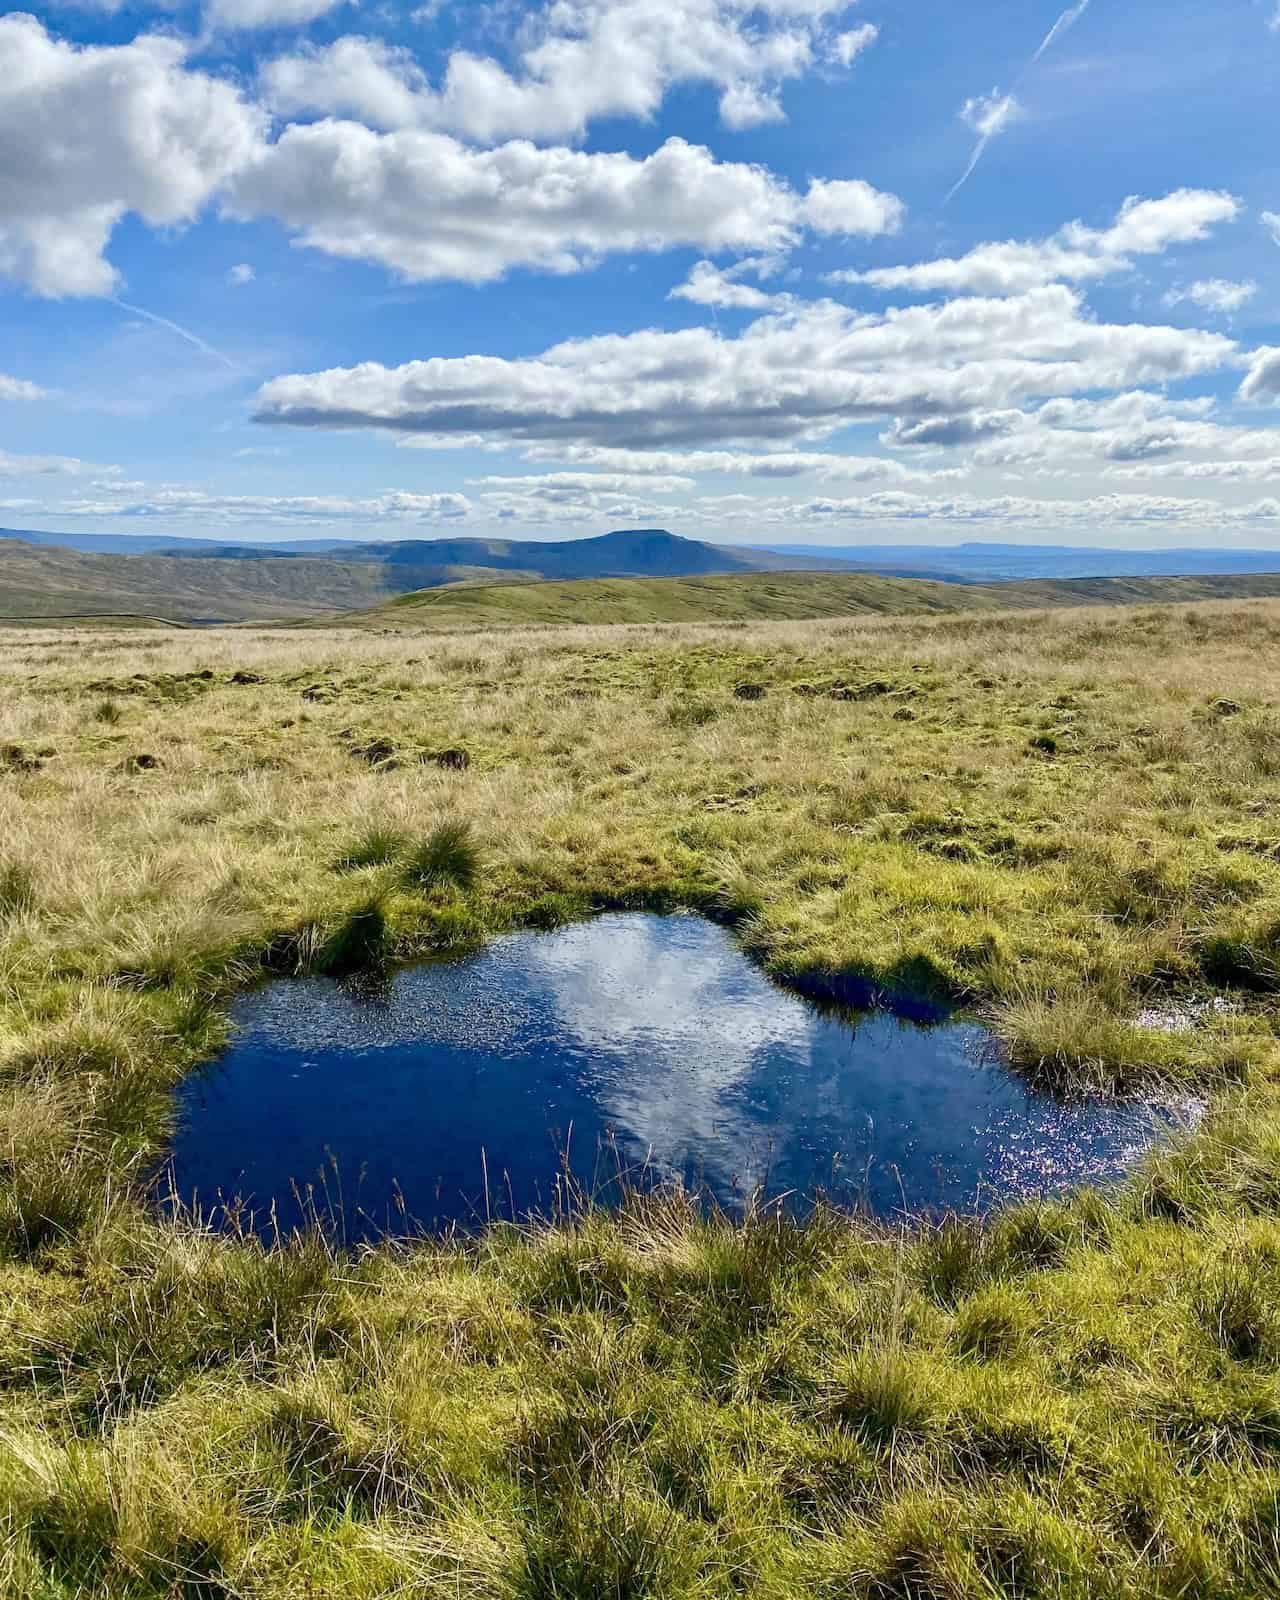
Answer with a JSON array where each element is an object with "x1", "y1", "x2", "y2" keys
[
  {"x1": 205, "y1": 0, "x2": 349, "y2": 30},
  {"x1": 1240, "y1": 348, "x2": 1280, "y2": 403},
  {"x1": 836, "y1": 190, "x2": 1242, "y2": 297},
  {"x1": 0, "y1": 373, "x2": 45, "y2": 401},
  {"x1": 1165, "y1": 279, "x2": 1257, "y2": 315},
  {"x1": 259, "y1": 0, "x2": 875, "y2": 142},
  {"x1": 226, "y1": 128, "x2": 903, "y2": 284},
  {"x1": 252, "y1": 284, "x2": 1236, "y2": 450},
  {"x1": 0, "y1": 18, "x2": 901, "y2": 298},
  {"x1": 0, "y1": 16, "x2": 264, "y2": 297},
  {"x1": 0, "y1": 449, "x2": 84, "y2": 476}
]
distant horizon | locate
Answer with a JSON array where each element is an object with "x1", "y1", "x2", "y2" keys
[{"x1": 7, "y1": 524, "x2": 1280, "y2": 559}]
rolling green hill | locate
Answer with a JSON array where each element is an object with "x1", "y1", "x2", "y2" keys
[{"x1": 322, "y1": 567, "x2": 1280, "y2": 630}]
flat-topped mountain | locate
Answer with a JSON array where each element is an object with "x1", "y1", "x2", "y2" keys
[
  {"x1": 0, "y1": 528, "x2": 868, "y2": 623},
  {"x1": 139, "y1": 527, "x2": 876, "y2": 580}
]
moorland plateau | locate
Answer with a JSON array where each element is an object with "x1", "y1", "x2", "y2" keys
[{"x1": 1, "y1": 597, "x2": 1280, "y2": 1596}]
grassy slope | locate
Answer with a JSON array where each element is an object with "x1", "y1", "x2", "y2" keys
[
  {"x1": 336, "y1": 568, "x2": 1280, "y2": 630},
  {"x1": 0, "y1": 539, "x2": 404, "y2": 622},
  {"x1": 2, "y1": 602, "x2": 1280, "y2": 1595}
]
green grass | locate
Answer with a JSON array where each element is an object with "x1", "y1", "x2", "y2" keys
[
  {"x1": 340, "y1": 568, "x2": 1280, "y2": 631},
  {"x1": 0, "y1": 599, "x2": 1279, "y2": 1595},
  {"x1": 334, "y1": 825, "x2": 410, "y2": 872},
  {"x1": 402, "y1": 819, "x2": 483, "y2": 892}
]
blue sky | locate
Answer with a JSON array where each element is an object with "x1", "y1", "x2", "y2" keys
[{"x1": 1, "y1": 0, "x2": 1278, "y2": 546}]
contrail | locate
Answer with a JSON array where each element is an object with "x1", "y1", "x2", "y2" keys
[
  {"x1": 111, "y1": 298, "x2": 239, "y2": 371},
  {"x1": 948, "y1": 2, "x2": 1094, "y2": 201},
  {"x1": 1033, "y1": 0, "x2": 1091, "y2": 62},
  {"x1": 947, "y1": 92, "x2": 1022, "y2": 201}
]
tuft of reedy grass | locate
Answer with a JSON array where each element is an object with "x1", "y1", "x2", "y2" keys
[
  {"x1": 0, "y1": 857, "x2": 34, "y2": 919},
  {"x1": 403, "y1": 819, "x2": 482, "y2": 893},
  {"x1": 91, "y1": 698, "x2": 122, "y2": 724},
  {"x1": 819, "y1": 1347, "x2": 937, "y2": 1446},
  {"x1": 333, "y1": 824, "x2": 408, "y2": 872},
  {"x1": 1191, "y1": 1247, "x2": 1280, "y2": 1361},
  {"x1": 315, "y1": 896, "x2": 389, "y2": 975}
]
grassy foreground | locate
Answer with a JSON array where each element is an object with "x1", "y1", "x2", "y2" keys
[{"x1": 2, "y1": 600, "x2": 1280, "y2": 1596}]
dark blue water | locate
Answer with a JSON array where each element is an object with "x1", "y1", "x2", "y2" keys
[{"x1": 170, "y1": 914, "x2": 1193, "y2": 1239}]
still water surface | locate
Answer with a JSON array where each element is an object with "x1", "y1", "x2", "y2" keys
[{"x1": 172, "y1": 914, "x2": 1191, "y2": 1238}]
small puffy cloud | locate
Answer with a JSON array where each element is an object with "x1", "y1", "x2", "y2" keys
[
  {"x1": 54, "y1": 484, "x2": 473, "y2": 524},
  {"x1": 0, "y1": 373, "x2": 45, "y2": 401},
  {"x1": 0, "y1": 449, "x2": 83, "y2": 476},
  {"x1": 961, "y1": 89, "x2": 1022, "y2": 143},
  {"x1": 759, "y1": 489, "x2": 1280, "y2": 530},
  {"x1": 947, "y1": 89, "x2": 1022, "y2": 199},
  {"x1": 827, "y1": 23, "x2": 878, "y2": 67},
  {"x1": 1263, "y1": 210, "x2": 1280, "y2": 246},
  {"x1": 670, "y1": 261, "x2": 782, "y2": 310},
  {"x1": 1240, "y1": 347, "x2": 1280, "y2": 403},
  {"x1": 718, "y1": 80, "x2": 785, "y2": 130},
  {"x1": 838, "y1": 189, "x2": 1241, "y2": 297},
  {"x1": 882, "y1": 412, "x2": 1021, "y2": 448},
  {"x1": 1165, "y1": 278, "x2": 1257, "y2": 315},
  {"x1": 258, "y1": 35, "x2": 429, "y2": 130},
  {"x1": 802, "y1": 177, "x2": 905, "y2": 237},
  {"x1": 469, "y1": 470, "x2": 697, "y2": 495},
  {"x1": 205, "y1": 0, "x2": 348, "y2": 30},
  {"x1": 226, "y1": 262, "x2": 255, "y2": 286}
]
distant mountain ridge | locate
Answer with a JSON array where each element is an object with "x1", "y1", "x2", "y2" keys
[
  {"x1": 160, "y1": 528, "x2": 863, "y2": 579},
  {"x1": 0, "y1": 528, "x2": 875, "y2": 623},
  {"x1": 8, "y1": 526, "x2": 1280, "y2": 585},
  {"x1": 5, "y1": 527, "x2": 1280, "y2": 624}
]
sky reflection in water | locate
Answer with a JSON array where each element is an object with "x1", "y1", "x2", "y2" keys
[{"x1": 172, "y1": 914, "x2": 1194, "y2": 1239}]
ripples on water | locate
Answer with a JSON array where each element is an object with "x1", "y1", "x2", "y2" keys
[{"x1": 170, "y1": 913, "x2": 1197, "y2": 1239}]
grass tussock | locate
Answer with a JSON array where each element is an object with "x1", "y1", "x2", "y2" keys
[
  {"x1": 403, "y1": 819, "x2": 483, "y2": 893},
  {"x1": 333, "y1": 824, "x2": 408, "y2": 872},
  {"x1": 0, "y1": 602, "x2": 1278, "y2": 1593}
]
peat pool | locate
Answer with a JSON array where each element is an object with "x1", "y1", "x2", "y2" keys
[{"x1": 170, "y1": 913, "x2": 1196, "y2": 1239}]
